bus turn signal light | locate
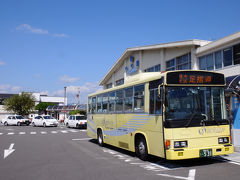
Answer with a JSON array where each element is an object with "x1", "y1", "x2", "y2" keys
[{"x1": 165, "y1": 140, "x2": 171, "y2": 149}]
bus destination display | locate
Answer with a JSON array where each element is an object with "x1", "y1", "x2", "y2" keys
[{"x1": 167, "y1": 71, "x2": 225, "y2": 85}]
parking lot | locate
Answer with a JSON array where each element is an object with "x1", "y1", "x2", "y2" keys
[{"x1": 0, "y1": 124, "x2": 240, "y2": 180}]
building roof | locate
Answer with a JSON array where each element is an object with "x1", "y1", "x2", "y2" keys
[
  {"x1": 196, "y1": 31, "x2": 240, "y2": 56},
  {"x1": 99, "y1": 39, "x2": 210, "y2": 86}
]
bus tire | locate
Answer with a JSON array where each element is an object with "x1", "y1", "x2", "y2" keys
[
  {"x1": 97, "y1": 129, "x2": 104, "y2": 147},
  {"x1": 135, "y1": 136, "x2": 148, "y2": 161}
]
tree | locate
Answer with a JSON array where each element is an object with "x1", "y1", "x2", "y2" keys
[
  {"x1": 3, "y1": 92, "x2": 35, "y2": 116},
  {"x1": 35, "y1": 102, "x2": 56, "y2": 114},
  {"x1": 69, "y1": 110, "x2": 86, "y2": 115}
]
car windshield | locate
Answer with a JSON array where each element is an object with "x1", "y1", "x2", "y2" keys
[
  {"x1": 16, "y1": 116, "x2": 24, "y2": 119},
  {"x1": 165, "y1": 86, "x2": 228, "y2": 128},
  {"x1": 76, "y1": 116, "x2": 85, "y2": 120},
  {"x1": 43, "y1": 116, "x2": 53, "y2": 119}
]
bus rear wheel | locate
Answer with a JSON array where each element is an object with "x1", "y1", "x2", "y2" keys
[
  {"x1": 135, "y1": 136, "x2": 148, "y2": 161},
  {"x1": 97, "y1": 129, "x2": 104, "y2": 147}
]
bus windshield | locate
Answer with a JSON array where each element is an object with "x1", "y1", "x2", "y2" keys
[{"x1": 165, "y1": 86, "x2": 228, "y2": 128}]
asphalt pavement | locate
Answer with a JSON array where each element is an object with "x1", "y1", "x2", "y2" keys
[{"x1": 1, "y1": 124, "x2": 240, "y2": 180}]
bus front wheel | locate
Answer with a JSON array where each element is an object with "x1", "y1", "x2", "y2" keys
[
  {"x1": 135, "y1": 136, "x2": 148, "y2": 161},
  {"x1": 97, "y1": 129, "x2": 104, "y2": 147}
]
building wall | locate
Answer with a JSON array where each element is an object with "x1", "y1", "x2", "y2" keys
[{"x1": 104, "y1": 46, "x2": 195, "y2": 88}]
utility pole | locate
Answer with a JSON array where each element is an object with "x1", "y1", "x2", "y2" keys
[
  {"x1": 77, "y1": 87, "x2": 80, "y2": 105},
  {"x1": 64, "y1": 86, "x2": 67, "y2": 122},
  {"x1": 64, "y1": 86, "x2": 67, "y2": 105}
]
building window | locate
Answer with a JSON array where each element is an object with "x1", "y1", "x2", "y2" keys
[
  {"x1": 166, "y1": 53, "x2": 191, "y2": 71},
  {"x1": 233, "y1": 43, "x2": 240, "y2": 65},
  {"x1": 106, "y1": 83, "x2": 112, "y2": 89},
  {"x1": 206, "y1": 54, "x2": 214, "y2": 70},
  {"x1": 199, "y1": 56, "x2": 206, "y2": 70},
  {"x1": 215, "y1": 51, "x2": 222, "y2": 69},
  {"x1": 145, "y1": 64, "x2": 161, "y2": 72},
  {"x1": 116, "y1": 78, "x2": 124, "y2": 86},
  {"x1": 223, "y1": 47, "x2": 233, "y2": 67},
  {"x1": 166, "y1": 59, "x2": 176, "y2": 71},
  {"x1": 177, "y1": 54, "x2": 191, "y2": 70}
]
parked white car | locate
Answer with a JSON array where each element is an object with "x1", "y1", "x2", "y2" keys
[
  {"x1": 66, "y1": 115, "x2": 87, "y2": 129},
  {"x1": 32, "y1": 115, "x2": 58, "y2": 127},
  {"x1": 1, "y1": 115, "x2": 31, "y2": 126}
]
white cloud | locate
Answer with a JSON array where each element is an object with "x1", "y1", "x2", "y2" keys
[
  {"x1": 60, "y1": 75, "x2": 80, "y2": 83},
  {"x1": 52, "y1": 82, "x2": 102, "y2": 104},
  {"x1": 0, "y1": 60, "x2": 5, "y2": 66},
  {"x1": 53, "y1": 33, "x2": 69, "y2": 38},
  {"x1": 0, "y1": 84, "x2": 22, "y2": 93},
  {"x1": 16, "y1": 24, "x2": 69, "y2": 38},
  {"x1": 16, "y1": 24, "x2": 48, "y2": 34}
]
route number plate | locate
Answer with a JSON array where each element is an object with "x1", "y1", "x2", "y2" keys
[{"x1": 200, "y1": 149, "x2": 212, "y2": 157}]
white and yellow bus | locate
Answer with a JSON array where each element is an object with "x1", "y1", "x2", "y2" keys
[{"x1": 87, "y1": 70, "x2": 234, "y2": 160}]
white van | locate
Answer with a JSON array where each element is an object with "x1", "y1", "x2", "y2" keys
[{"x1": 66, "y1": 115, "x2": 87, "y2": 129}]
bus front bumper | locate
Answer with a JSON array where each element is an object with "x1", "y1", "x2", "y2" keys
[{"x1": 166, "y1": 144, "x2": 234, "y2": 160}]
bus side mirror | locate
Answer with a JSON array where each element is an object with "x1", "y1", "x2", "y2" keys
[{"x1": 158, "y1": 85, "x2": 163, "y2": 100}]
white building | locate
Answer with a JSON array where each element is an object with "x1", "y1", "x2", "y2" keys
[
  {"x1": 0, "y1": 92, "x2": 66, "y2": 120},
  {"x1": 99, "y1": 31, "x2": 240, "y2": 151}
]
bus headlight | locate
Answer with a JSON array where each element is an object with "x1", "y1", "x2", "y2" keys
[
  {"x1": 218, "y1": 137, "x2": 229, "y2": 144},
  {"x1": 174, "y1": 141, "x2": 188, "y2": 148}
]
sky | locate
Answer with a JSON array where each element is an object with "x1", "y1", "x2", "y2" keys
[{"x1": 0, "y1": 0, "x2": 240, "y2": 104}]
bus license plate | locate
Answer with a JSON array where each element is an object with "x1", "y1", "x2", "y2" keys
[{"x1": 200, "y1": 149, "x2": 212, "y2": 157}]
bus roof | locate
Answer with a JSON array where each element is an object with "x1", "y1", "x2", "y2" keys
[{"x1": 89, "y1": 70, "x2": 225, "y2": 97}]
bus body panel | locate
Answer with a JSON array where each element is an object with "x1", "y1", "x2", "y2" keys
[
  {"x1": 164, "y1": 125, "x2": 234, "y2": 160},
  {"x1": 87, "y1": 71, "x2": 234, "y2": 160}
]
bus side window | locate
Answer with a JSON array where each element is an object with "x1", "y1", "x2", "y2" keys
[
  {"x1": 88, "y1": 97, "x2": 92, "y2": 113},
  {"x1": 134, "y1": 84, "x2": 145, "y2": 112},
  {"x1": 116, "y1": 90, "x2": 123, "y2": 112},
  {"x1": 109, "y1": 91, "x2": 116, "y2": 112},
  {"x1": 102, "y1": 93, "x2": 108, "y2": 113},
  {"x1": 97, "y1": 95, "x2": 103, "y2": 113},
  {"x1": 149, "y1": 88, "x2": 162, "y2": 115},
  {"x1": 92, "y1": 97, "x2": 96, "y2": 113},
  {"x1": 155, "y1": 87, "x2": 163, "y2": 114}
]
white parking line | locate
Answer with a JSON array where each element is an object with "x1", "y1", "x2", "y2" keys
[
  {"x1": 7, "y1": 132, "x2": 14, "y2": 135},
  {"x1": 19, "y1": 132, "x2": 26, "y2": 135},
  {"x1": 51, "y1": 131, "x2": 58, "y2": 134},
  {"x1": 69, "y1": 130, "x2": 79, "y2": 133},
  {"x1": 41, "y1": 131, "x2": 47, "y2": 134},
  {"x1": 72, "y1": 138, "x2": 91, "y2": 141},
  {"x1": 30, "y1": 132, "x2": 36, "y2": 134},
  {"x1": 0, "y1": 133, "x2": 3, "y2": 135},
  {"x1": 61, "y1": 130, "x2": 68, "y2": 133}
]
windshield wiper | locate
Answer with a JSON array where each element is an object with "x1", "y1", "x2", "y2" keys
[{"x1": 185, "y1": 113, "x2": 208, "y2": 127}]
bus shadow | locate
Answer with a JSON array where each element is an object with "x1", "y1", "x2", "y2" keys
[{"x1": 89, "y1": 139, "x2": 228, "y2": 169}]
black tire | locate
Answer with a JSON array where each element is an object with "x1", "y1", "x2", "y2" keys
[
  {"x1": 4, "y1": 121, "x2": 8, "y2": 126},
  {"x1": 43, "y1": 122, "x2": 46, "y2": 128},
  {"x1": 32, "y1": 122, "x2": 35, "y2": 127},
  {"x1": 76, "y1": 124, "x2": 79, "y2": 129},
  {"x1": 135, "y1": 136, "x2": 148, "y2": 161},
  {"x1": 97, "y1": 129, "x2": 104, "y2": 147},
  {"x1": 66, "y1": 123, "x2": 69, "y2": 128},
  {"x1": 17, "y1": 122, "x2": 21, "y2": 126}
]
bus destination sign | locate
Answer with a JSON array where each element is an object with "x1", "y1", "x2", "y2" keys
[
  {"x1": 166, "y1": 71, "x2": 225, "y2": 85},
  {"x1": 179, "y1": 74, "x2": 212, "y2": 84}
]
